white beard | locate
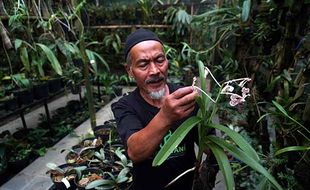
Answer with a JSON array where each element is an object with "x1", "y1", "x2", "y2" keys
[{"x1": 148, "y1": 87, "x2": 166, "y2": 100}]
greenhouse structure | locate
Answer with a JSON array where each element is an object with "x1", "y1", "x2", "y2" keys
[{"x1": 0, "y1": 0, "x2": 309, "y2": 190}]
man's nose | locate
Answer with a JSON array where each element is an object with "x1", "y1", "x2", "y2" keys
[{"x1": 149, "y1": 62, "x2": 160, "y2": 74}]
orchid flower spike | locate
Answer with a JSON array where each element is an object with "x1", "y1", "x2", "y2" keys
[{"x1": 191, "y1": 65, "x2": 251, "y2": 107}]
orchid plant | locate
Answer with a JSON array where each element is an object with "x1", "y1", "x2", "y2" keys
[{"x1": 152, "y1": 61, "x2": 283, "y2": 190}]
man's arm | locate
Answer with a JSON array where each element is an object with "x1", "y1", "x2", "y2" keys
[{"x1": 127, "y1": 86, "x2": 198, "y2": 163}]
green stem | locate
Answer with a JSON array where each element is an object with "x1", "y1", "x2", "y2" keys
[{"x1": 75, "y1": 0, "x2": 96, "y2": 129}]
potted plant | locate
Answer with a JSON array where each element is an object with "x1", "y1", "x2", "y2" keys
[
  {"x1": 0, "y1": 83, "x2": 17, "y2": 111},
  {"x1": 64, "y1": 147, "x2": 96, "y2": 165},
  {"x1": 84, "y1": 168, "x2": 132, "y2": 190},
  {"x1": 87, "y1": 148, "x2": 113, "y2": 171},
  {"x1": 10, "y1": 73, "x2": 33, "y2": 107},
  {"x1": 94, "y1": 120, "x2": 119, "y2": 144},
  {"x1": 46, "y1": 163, "x2": 85, "y2": 190},
  {"x1": 8, "y1": 144, "x2": 33, "y2": 172},
  {"x1": 74, "y1": 167, "x2": 104, "y2": 190}
]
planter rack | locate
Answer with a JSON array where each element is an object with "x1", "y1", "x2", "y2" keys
[{"x1": 0, "y1": 89, "x2": 65, "y2": 130}]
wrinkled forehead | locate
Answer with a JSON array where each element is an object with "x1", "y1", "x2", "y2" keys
[{"x1": 130, "y1": 40, "x2": 165, "y2": 60}]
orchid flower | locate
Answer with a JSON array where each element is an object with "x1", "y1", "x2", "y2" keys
[{"x1": 191, "y1": 66, "x2": 251, "y2": 106}]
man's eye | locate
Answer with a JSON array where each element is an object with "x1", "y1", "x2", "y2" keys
[
  {"x1": 138, "y1": 63, "x2": 148, "y2": 68},
  {"x1": 156, "y1": 57, "x2": 165, "y2": 63}
]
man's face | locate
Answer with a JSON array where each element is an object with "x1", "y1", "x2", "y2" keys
[{"x1": 126, "y1": 40, "x2": 168, "y2": 99}]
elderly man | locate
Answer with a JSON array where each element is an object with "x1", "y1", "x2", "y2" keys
[{"x1": 112, "y1": 28, "x2": 199, "y2": 190}]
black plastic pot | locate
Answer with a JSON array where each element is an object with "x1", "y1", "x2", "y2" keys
[
  {"x1": 93, "y1": 124, "x2": 113, "y2": 143},
  {"x1": 8, "y1": 153, "x2": 32, "y2": 173},
  {"x1": 50, "y1": 163, "x2": 78, "y2": 190},
  {"x1": 67, "y1": 100, "x2": 81, "y2": 113},
  {"x1": 12, "y1": 128, "x2": 33, "y2": 141},
  {"x1": 33, "y1": 82, "x2": 49, "y2": 100},
  {"x1": 4, "y1": 97, "x2": 18, "y2": 111},
  {"x1": 70, "y1": 84, "x2": 81, "y2": 95},
  {"x1": 48, "y1": 78, "x2": 63, "y2": 94},
  {"x1": 13, "y1": 88, "x2": 34, "y2": 107}
]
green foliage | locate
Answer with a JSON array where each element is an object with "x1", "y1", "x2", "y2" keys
[
  {"x1": 241, "y1": 0, "x2": 251, "y2": 22},
  {"x1": 164, "y1": 7, "x2": 192, "y2": 36},
  {"x1": 103, "y1": 33, "x2": 122, "y2": 54},
  {"x1": 153, "y1": 61, "x2": 283, "y2": 189},
  {"x1": 11, "y1": 73, "x2": 31, "y2": 89}
]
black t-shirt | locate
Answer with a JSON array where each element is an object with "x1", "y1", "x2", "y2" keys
[{"x1": 111, "y1": 84, "x2": 198, "y2": 190}]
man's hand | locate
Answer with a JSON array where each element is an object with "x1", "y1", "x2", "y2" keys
[{"x1": 159, "y1": 86, "x2": 198, "y2": 126}]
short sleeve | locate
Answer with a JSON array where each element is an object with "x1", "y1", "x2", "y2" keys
[{"x1": 111, "y1": 99, "x2": 144, "y2": 148}]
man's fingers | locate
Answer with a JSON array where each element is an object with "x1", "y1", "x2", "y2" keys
[
  {"x1": 182, "y1": 101, "x2": 196, "y2": 112},
  {"x1": 172, "y1": 86, "x2": 195, "y2": 99},
  {"x1": 178, "y1": 89, "x2": 198, "y2": 106}
]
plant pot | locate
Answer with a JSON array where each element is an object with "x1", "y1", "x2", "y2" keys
[
  {"x1": 67, "y1": 100, "x2": 81, "y2": 113},
  {"x1": 100, "y1": 94, "x2": 110, "y2": 104},
  {"x1": 70, "y1": 84, "x2": 81, "y2": 95},
  {"x1": 33, "y1": 82, "x2": 49, "y2": 100},
  {"x1": 80, "y1": 138, "x2": 104, "y2": 150},
  {"x1": 12, "y1": 128, "x2": 33, "y2": 141},
  {"x1": 50, "y1": 163, "x2": 78, "y2": 190},
  {"x1": 8, "y1": 153, "x2": 31, "y2": 173},
  {"x1": 65, "y1": 147, "x2": 95, "y2": 165},
  {"x1": 93, "y1": 124, "x2": 113, "y2": 143},
  {"x1": 13, "y1": 88, "x2": 34, "y2": 107},
  {"x1": 4, "y1": 96, "x2": 18, "y2": 111},
  {"x1": 74, "y1": 167, "x2": 104, "y2": 190},
  {"x1": 48, "y1": 78, "x2": 63, "y2": 94}
]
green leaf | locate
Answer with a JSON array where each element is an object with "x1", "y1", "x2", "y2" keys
[
  {"x1": 208, "y1": 123, "x2": 259, "y2": 161},
  {"x1": 272, "y1": 100, "x2": 288, "y2": 117},
  {"x1": 15, "y1": 39, "x2": 23, "y2": 50},
  {"x1": 46, "y1": 163, "x2": 65, "y2": 174},
  {"x1": 208, "y1": 142, "x2": 235, "y2": 190},
  {"x1": 86, "y1": 179, "x2": 114, "y2": 189},
  {"x1": 116, "y1": 168, "x2": 130, "y2": 183},
  {"x1": 36, "y1": 43, "x2": 62, "y2": 75},
  {"x1": 152, "y1": 116, "x2": 201, "y2": 166},
  {"x1": 241, "y1": 0, "x2": 251, "y2": 22},
  {"x1": 20, "y1": 47, "x2": 30, "y2": 72},
  {"x1": 275, "y1": 146, "x2": 310, "y2": 157},
  {"x1": 115, "y1": 148, "x2": 128, "y2": 165},
  {"x1": 256, "y1": 113, "x2": 272, "y2": 123},
  {"x1": 86, "y1": 49, "x2": 110, "y2": 71},
  {"x1": 208, "y1": 136, "x2": 283, "y2": 190},
  {"x1": 197, "y1": 60, "x2": 209, "y2": 113}
]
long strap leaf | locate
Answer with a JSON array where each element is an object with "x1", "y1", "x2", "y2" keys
[
  {"x1": 36, "y1": 43, "x2": 62, "y2": 75},
  {"x1": 208, "y1": 136, "x2": 283, "y2": 190},
  {"x1": 274, "y1": 146, "x2": 310, "y2": 157},
  {"x1": 208, "y1": 141, "x2": 235, "y2": 190},
  {"x1": 152, "y1": 116, "x2": 201, "y2": 166},
  {"x1": 208, "y1": 123, "x2": 259, "y2": 161}
]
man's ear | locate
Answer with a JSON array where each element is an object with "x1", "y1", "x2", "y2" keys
[{"x1": 125, "y1": 64, "x2": 133, "y2": 78}]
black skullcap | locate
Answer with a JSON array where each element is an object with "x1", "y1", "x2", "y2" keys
[{"x1": 124, "y1": 28, "x2": 162, "y2": 60}]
